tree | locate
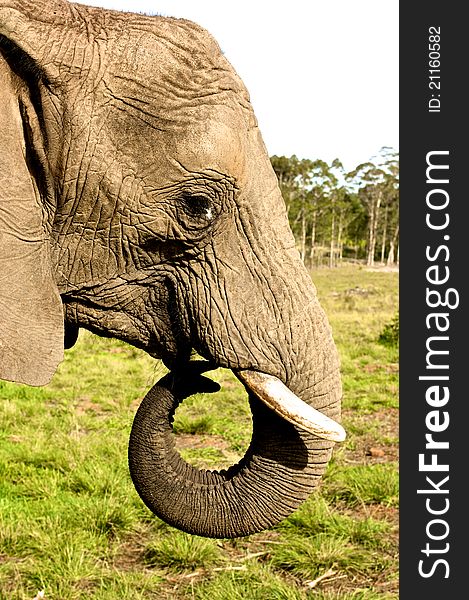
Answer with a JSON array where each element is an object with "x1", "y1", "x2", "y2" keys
[
  {"x1": 270, "y1": 155, "x2": 301, "y2": 218},
  {"x1": 347, "y1": 148, "x2": 399, "y2": 266},
  {"x1": 270, "y1": 148, "x2": 399, "y2": 268}
]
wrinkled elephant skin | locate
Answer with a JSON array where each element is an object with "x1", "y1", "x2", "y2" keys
[{"x1": 0, "y1": 0, "x2": 342, "y2": 537}]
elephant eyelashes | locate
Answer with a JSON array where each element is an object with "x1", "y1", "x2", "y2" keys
[{"x1": 176, "y1": 193, "x2": 218, "y2": 231}]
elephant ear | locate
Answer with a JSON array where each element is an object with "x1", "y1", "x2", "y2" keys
[{"x1": 0, "y1": 56, "x2": 63, "y2": 386}]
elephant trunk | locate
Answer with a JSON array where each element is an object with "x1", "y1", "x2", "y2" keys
[{"x1": 128, "y1": 362, "x2": 341, "y2": 538}]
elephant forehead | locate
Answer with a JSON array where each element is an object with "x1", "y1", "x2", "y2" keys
[
  {"x1": 102, "y1": 95, "x2": 252, "y2": 190},
  {"x1": 101, "y1": 22, "x2": 256, "y2": 183},
  {"x1": 105, "y1": 18, "x2": 253, "y2": 121},
  {"x1": 168, "y1": 116, "x2": 249, "y2": 184}
]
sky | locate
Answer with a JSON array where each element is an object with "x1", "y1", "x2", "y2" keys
[{"x1": 72, "y1": 0, "x2": 399, "y2": 172}]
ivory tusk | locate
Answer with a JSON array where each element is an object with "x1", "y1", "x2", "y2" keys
[{"x1": 235, "y1": 370, "x2": 346, "y2": 443}]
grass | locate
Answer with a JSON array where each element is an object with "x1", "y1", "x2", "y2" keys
[
  {"x1": 144, "y1": 533, "x2": 221, "y2": 572},
  {"x1": 323, "y1": 463, "x2": 399, "y2": 508},
  {"x1": 0, "y1": 264, "x2": 398, "y2": 599}
]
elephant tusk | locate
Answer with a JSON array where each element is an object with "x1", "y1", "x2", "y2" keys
[{"x1": 235, "y1": 370, "x2": 346, "y2": 442}]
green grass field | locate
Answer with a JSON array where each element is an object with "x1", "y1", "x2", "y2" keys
[{"x1": 0, "y1": 264, "x2": 398, "y2": 599}]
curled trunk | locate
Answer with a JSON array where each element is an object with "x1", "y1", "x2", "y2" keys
[{"x1": 128, "y1": 363, "x2": 337, "y2": 538}]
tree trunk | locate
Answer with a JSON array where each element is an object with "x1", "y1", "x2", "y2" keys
[
  {"x1": 336, "y1": 212, "x2": 344, "y2": 267},
  {"x1": 387, "y1": 241, "x2": 395, "y2": 265},
  {"x1": 380, "y1": 205, "x2": 388, "y2": 264},
  {"x1": 309, "y1": 212, "x2": 317, "y2": 266},
  {"x1": 387, "y1": 223, "x2": 399, "y2": 266},
  {"x1": 300, "y1": 206, "x2": 307, "y2": 263},
  {"x1": 366, "y1": 191, "x2": 382, "y2": 266},
  {"x1": 329, "y1": 210, "x2": 335, "y2": 268}
]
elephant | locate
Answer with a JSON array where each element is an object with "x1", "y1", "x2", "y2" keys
[{"x1": 0, "y1": 0, "x2": 344, "y2": 538}]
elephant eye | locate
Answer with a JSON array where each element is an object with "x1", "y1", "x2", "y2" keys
[{"x1": 177, "y1": 193, "x2": 217, "y2": 230}]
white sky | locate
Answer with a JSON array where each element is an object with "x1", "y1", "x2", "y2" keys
[{"x1": 72, "y1": 0, "x2": 398, "y2": 172}]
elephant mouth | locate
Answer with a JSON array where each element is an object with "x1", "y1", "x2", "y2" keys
[{"x1": 62, "y1": 314, "x2": 344, "y2": 442}]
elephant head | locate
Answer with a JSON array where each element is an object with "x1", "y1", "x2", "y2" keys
[{"x1": 0, "y1": 0, "x2": 344, "y2": 538}]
